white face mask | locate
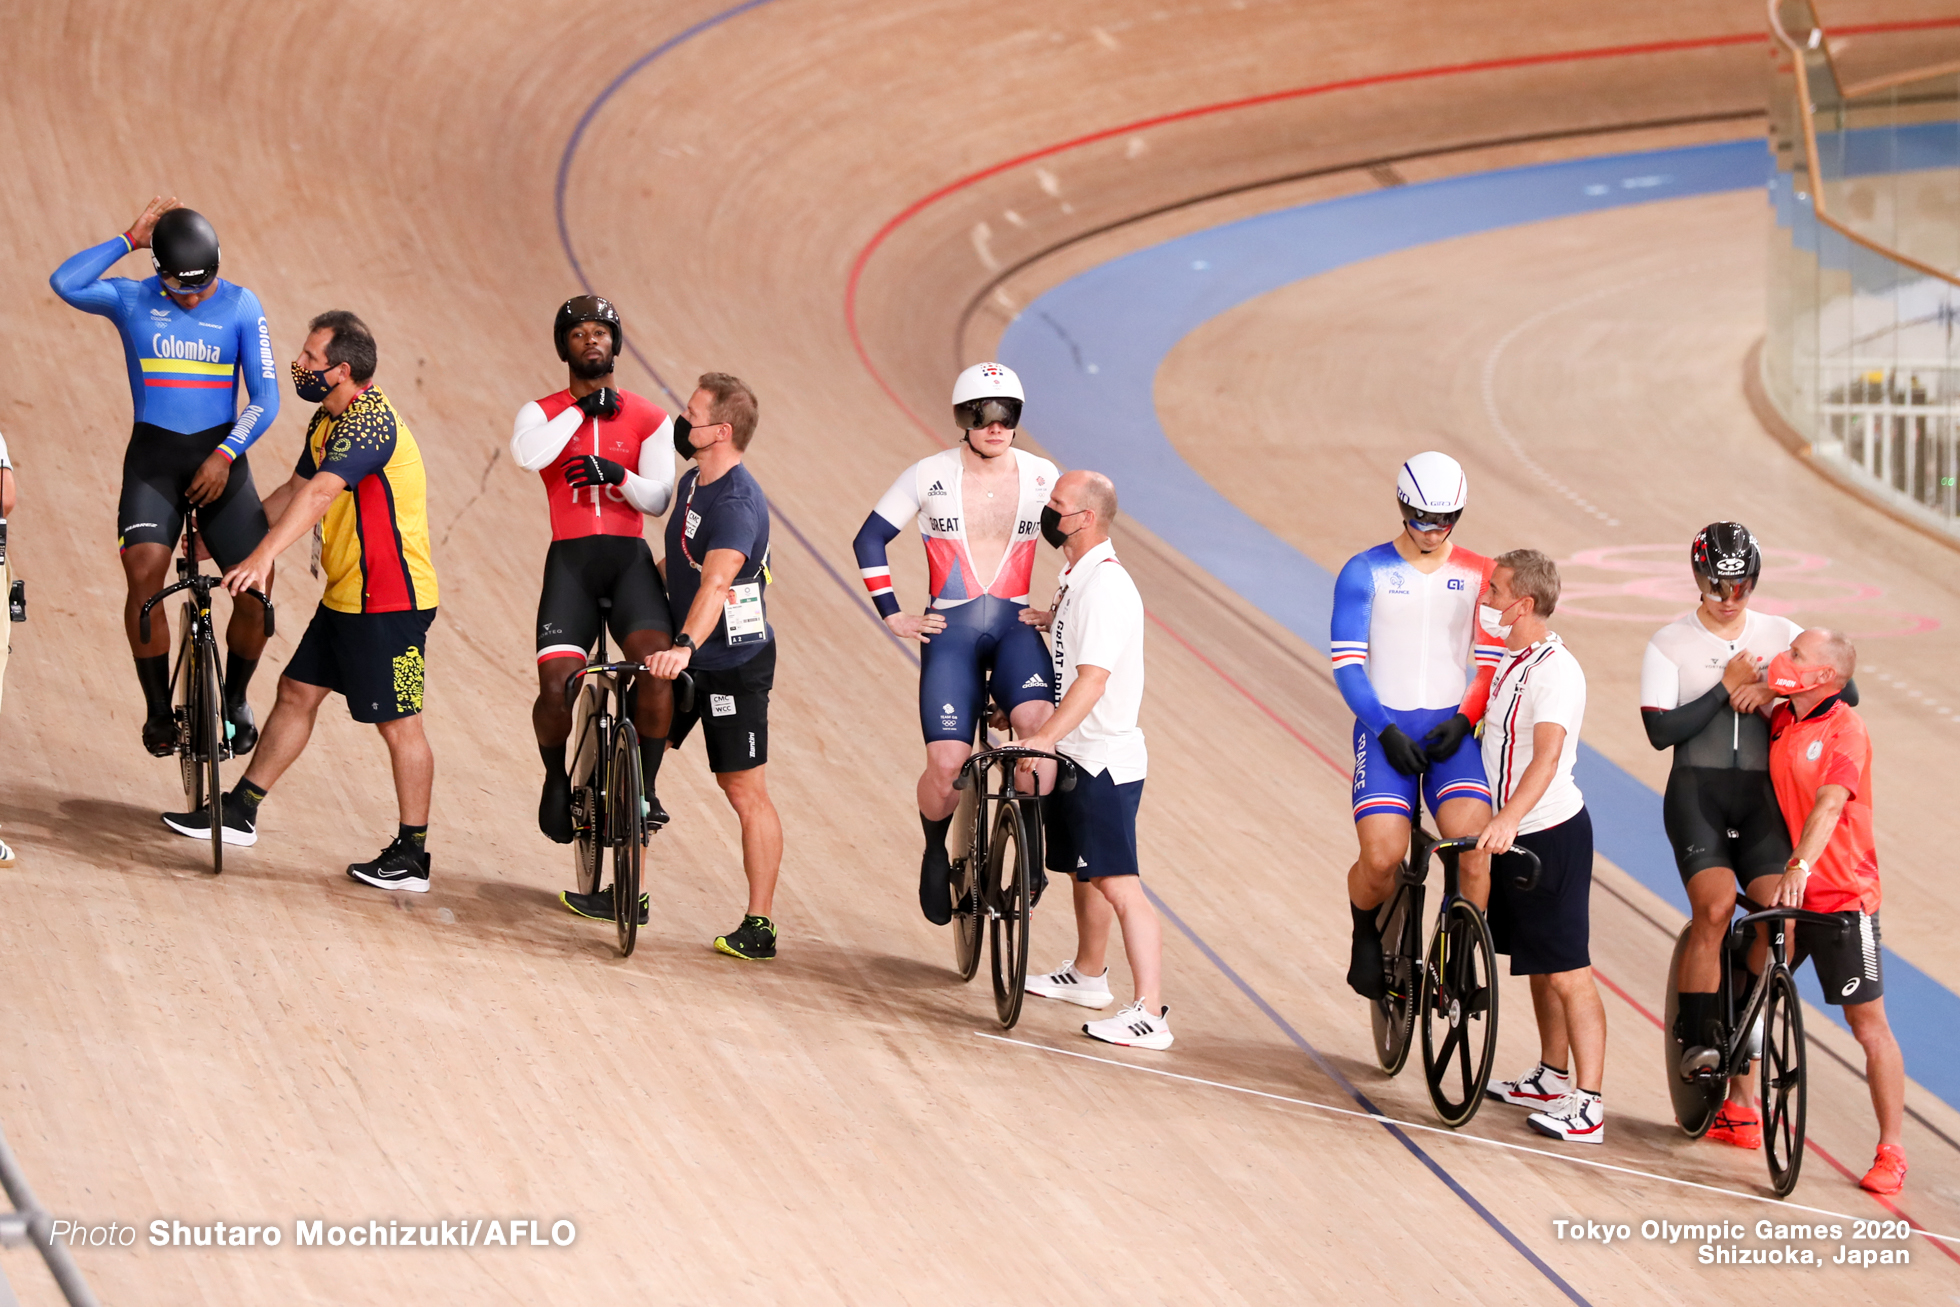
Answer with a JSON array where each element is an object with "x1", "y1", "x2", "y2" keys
[{"x1": 1481, "y1": 601, "x2": 1518, "y2": 640}]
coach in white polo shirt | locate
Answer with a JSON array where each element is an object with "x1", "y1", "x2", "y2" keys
[
  {"x1": 1015, "y1": 470, "x2": 1170, "y2": 1051},
  {"x1": 1473, "y1": 549, "x2": 1606, "y2": 1145}
]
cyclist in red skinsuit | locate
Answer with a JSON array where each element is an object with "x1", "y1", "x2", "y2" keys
[{"x1": 510, "y1": 297, "x2": 676, "y2": 921}]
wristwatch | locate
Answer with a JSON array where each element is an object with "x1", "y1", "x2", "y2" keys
[
  {"x1": 1785, "y1": 857, "x2": 1810, "y2": 876},
  {"x1": 672, "y1": 633, "x2": 695, "y2": 651}
]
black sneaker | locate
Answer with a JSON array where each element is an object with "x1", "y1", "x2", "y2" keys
[
  {"x1": 539, "y1": 772, "x2": 574, "y2": 844},
  {"x1": 347, "y1": 839, "x2": 430, "y2": 893},
  {"x1": 226, "y1": 701, "x2": 258, "y2": 754},
  {"x1": 142, "y1": 711, "x2": 177, "y2": 758},
  {"x1": 714, "y1": 914, "x2": 777, "y2": 961},
  {"x1": 560, "y1": 887, "x2": 649, "y2": 924},
  {"x1": 1346, "y1": 904, "x2": 1387, "y2": 1000},
  {"x1": 161, "y1": 797, "x2": 258, "y2": 846},
  {"x1": 919, "y1": 843, "x2": 953, "y2": 926}
]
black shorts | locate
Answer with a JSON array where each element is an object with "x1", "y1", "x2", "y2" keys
[
  {"x1": 118, "y1": 422, "x2": 267, "y2": 566},
  {"x1": 1662, "y1": 767, "x2": 1791, "y2": 888},
  {"x1": 1043, "y1": 768, "x2": 1144, "y2": 880},
  {"x1": 535, "y1": 535, "x2": 670, "y2": 662},
  {"x1": 285, "y1": 604, "x2": 437, "y2": 724},
  {"x1": 1487, "y1": 806, "x2": 1593, "y2": 976},
  {"x1": 1791, "y1": 909, "x2": 1884, "y2": 1005},
  {"x1": 668, "y1": 641, "x2": 772, "y2": 773}
]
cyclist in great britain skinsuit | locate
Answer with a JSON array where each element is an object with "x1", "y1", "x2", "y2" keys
[
  {"x1": 51, "y1": 199, "x2": 280, "y2": 755},
  {"x1": 1641, "y1": 521, "x2": 1855, "y2": 1148},
  {"x1": 1332, "y1": 452, "x2": 1503, "y2": 999},
  {"x1": 853, "y1": 362, "x2": 1058, "y2": 925},
  {"x1": 511, "y1": 297, "x2": 677, "y2": 916}
]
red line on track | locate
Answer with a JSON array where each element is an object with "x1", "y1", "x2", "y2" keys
[{"x1": 845, "y1": 30, "x2": 1767, "y2": 433}]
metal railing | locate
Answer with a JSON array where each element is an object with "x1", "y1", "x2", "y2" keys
[
  {"x1": 1763, "y1": 0, "x2": 1960, "y2": 538},
  {"x1": 0, "y1": 1119, "x2": 97, "y2": 1307}
]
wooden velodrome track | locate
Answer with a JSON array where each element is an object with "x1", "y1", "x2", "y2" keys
[{"x1": 3, "y1": 1, "x2": 1959, "y2": 1302}]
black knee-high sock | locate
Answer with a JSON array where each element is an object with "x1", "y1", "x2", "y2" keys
[
  {"x1": 223, "y1": 653, "x2": 259, "y2": 709},
  {"x1": 135, "y1": 654, "x2": 171, "y2": 718},
  {"x1": 921, "y1": 812, "x2": 953, "y2": 856},
  {"x1": 540, "y1": 742, "x2": 567, "y2": 780},
  {"x1": 1675, "y1": 991, "x2": 1718, "y2": 1044}
]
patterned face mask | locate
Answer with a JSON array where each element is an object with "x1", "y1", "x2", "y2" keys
[{"x1": 291, "y1": 359, "x2": 334, "y2": 403}]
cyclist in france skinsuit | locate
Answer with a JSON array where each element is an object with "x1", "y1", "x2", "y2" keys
[
  {"x1": 510, "y1": 296, "x2": 677, "y2": 922},
  {"x1": 51, "y1": 198, "x2": 280, "y2": 756},
  {"x1": 853, "y1": 362, "x2": 1058, "y2": 925},
  {"x1": 1642, "y1": 521, "x2": 1856, "y2": 1149},
  {"x1": 1332, "y1": 452, "x2": 1503, "y2": 999}
]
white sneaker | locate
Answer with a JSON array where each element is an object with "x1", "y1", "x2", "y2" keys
[
  {"x1": 1487, "y1": 1061, "x2": 1570, "y2": 1107},
  {"x1": 1025, "y1": 960, "x2": 1114, "y2": 1009},
  {"x1": 0, "y1": 837, "x2": 14, "y2": 867},
  {"x1": 1527, "y1": 1091, "x2": 1604, "y2": 1145},
  {"x1": 1083, "y1": 1001, "x2": 1173, "y2": 1051}
]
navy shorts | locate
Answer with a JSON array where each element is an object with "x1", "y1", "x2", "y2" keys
[
  {"x1": 919, "y1": 595, "x2": 1051, "y2": 744},
  {"x1": 284, "y1": 604, "x2": 436, "y2": 724},
  {"x1": 1351, "y1": 707, "x2": 1491, "y2": 823},
  {"x1": 1043, "y1": 768, "x2": 1144, "y2": 880},
  {"x1": 1487, "y1": 806, "x2": 1593, "y2": 976}
]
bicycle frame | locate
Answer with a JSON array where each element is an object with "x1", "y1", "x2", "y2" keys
[{"x1": 1714, "y1": 899, "x2": 1848, "y2": 1080}]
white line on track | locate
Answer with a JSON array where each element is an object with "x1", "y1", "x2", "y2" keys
[
  {"x1": 1478, "y1": 258, "x2": 1728, "y2": 530},
  {"x1": 976, "y1": 1031, "x2": 1960, "y2": 1246}
]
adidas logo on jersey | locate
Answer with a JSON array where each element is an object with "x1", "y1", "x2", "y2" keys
[
  {"x1": 927, "y1": 480, "x2": 946, "y2": 495},
  {"x1": 1021, "y1": 674, "x2": 1046, "y2": 689}
]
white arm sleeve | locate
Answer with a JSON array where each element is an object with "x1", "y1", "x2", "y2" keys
[
  {"x1": 621, "y1": 416, "x2": 677, "y2": 516},
  {"x1": 871, "y1": 463, "x2": 924, "y2": 529},
  {"x1": 1638, "y1": 638, "x2": 1680, "y2": 711},
  {"x1": 510, "y1": 401, "x2": 587, "y2": 471}
]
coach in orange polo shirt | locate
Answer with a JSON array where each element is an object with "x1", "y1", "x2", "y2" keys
[{"x1": 1765, "y1": 627, "x2": 1905, "y2": 1196}]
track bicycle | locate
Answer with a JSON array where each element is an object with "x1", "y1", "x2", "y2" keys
[
  {"x1": 1663, "y1": 896, "x2": 1848, "y2": 1197},
  {"x1": 947, "y1": 743, "x2": 1077, "y2": 1029},
  {"x1": 564, "y1": 598, "x2": 693, "y2": 958},
  {"x1": 1369, "y1": 801, "x2": 1539, "y2": 1127},
  {"x1": 137, "y1": 512, "x2": 273, "y2": 875}
]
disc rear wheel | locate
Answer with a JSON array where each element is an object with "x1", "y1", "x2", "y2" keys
[
  {"x1": 1419, "y1": 900, "x2": 1498, "y2": 1126},
  {"x1": 1371, "y1": 881, "x2": 1423, "y2": 1075},
  {"x1": 1661, "y1": 925, "x2": 1727, "y2": 1136},
  {"x1": 609, "y1": 721, "x2": 644, "y2": 958},
  {"x1": 986, "y1": 801, "x2": 1036, "y2": 1028},
  {"x1": 1761, "y1": 967, "x2": 1808, "y2": 1196}
]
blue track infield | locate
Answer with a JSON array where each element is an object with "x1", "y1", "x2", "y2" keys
[{"x1": 997, "y1": 140, "x2": 1960, "y2": 1111}]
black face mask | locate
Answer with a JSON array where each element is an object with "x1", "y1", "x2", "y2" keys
[
  {"x1": 1040, "y1": 505, "x2": 1085, "y2": 549},
  {"x1": 673, "y1": 416, "x2": 696, "y2": 461}
]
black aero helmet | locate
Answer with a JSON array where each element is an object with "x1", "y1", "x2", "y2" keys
[
  {"x1": 151, "y1": 208, "x2": 220, "y2": 288},
  {"x1": 554, "y1": 294, "x2": 623, "y2": 363},
  {"x1": 1690, "y1": 521, "x2": 1761, "y2": 590}
]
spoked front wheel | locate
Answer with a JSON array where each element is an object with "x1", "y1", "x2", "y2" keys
[
  {"x1": 949, "y1": 784, "x2": 983, "y2": 983},
  {"x1": 986, "y1": 800, "x2": 1037, "y2": 1028},
  {"x1": 1420, "y1": 900, "x2": 1499, "y2": 1126},
  {"x1": 173, "y1": 615, "x2": 200, "y2": 807},
  {"x1": 1372, "y1": 881, "x2": 1424, "y2": 1075},
  {"x1": 1760, "y1": 966, "x2": 1808, "y2": 1196},
  {"x1": 608, "y1": 722, "x2": 644, "y2": 958}
]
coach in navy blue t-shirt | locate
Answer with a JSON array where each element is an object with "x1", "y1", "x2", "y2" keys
[{"x1": 648, "y1": 373, "x2": 782, "y2": 961}]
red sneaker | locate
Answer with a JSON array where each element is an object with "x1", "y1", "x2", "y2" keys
[
  {"x1": 1706, "y1": 1101, "x2": 1761, "y2": 1150},
  {"x1": 1860, "y1": 1144, "x2": 1907, "y2": 1195}
]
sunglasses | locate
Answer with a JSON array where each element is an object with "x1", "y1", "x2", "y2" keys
[
  {"x1": 1399, "y1": 501, "x2": 1462, "y2": 530},
  {"x1": 954, "y1": 397, "x2": 1022, "y2": 431}
]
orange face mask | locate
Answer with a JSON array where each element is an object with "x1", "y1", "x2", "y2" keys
[{"x1": 1765, "y1": 651, "x2": 1830, "y2": 696}]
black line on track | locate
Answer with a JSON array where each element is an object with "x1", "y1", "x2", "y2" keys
[{"x1": 952, "y1": 108, "x2": 1766, "y2": 363}]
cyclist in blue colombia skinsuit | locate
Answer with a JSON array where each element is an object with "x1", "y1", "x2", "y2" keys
[
  {"x1": 853, "y1": 363, "x2": 1059, "y2": 925},
  {"x1": 51, "y1": 198, "x2": 279, "y2": 756}
]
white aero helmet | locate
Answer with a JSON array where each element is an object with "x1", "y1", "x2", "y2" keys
[
  {"x1": 951, "y1": 361, "x2": 1025, "y2": 431},
  {"x1": 1396, "y1": 451, "x2": 1468, "y2": 519}
]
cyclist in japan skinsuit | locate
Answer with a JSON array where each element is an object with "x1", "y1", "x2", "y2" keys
[
  {"x1": 853, "y1": 362, "x2": 1058, "y2": 925},
  {"x1": 510, "y1": 296, "x2": 676, "y2": 923},
  {"x1": 1642, "y1": 521, "x2": 1856, "y2": 1149},
  {"x1": 1332, "y1": 452, "x2": 1503, "y2": 1000},
  {"x1": 51, "y1": 198, "x2": 280, "y2": 756}
]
